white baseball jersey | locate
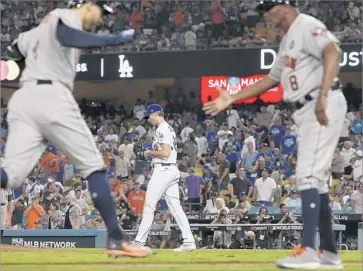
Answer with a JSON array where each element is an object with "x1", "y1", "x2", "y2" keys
[
  {"x1": 17, "y1": 9, "x2": 82, "y2": 90},
  {"x1": 152, "y1": 121, "x2": 177, "y2": 164},
  {"x1": 269, "y1": 14, "x2": 339, "y2": 102}
]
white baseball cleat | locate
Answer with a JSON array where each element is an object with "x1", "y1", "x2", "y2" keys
[
  {"x1": 276, "y1": 246, "x2": 320, "y2": 269},
  {"x1": 318, "y1": 250, "x2": 344, "y2": 269},
  {"x1": 173, "y1": 243, "x2": 196, "y2": 252}
]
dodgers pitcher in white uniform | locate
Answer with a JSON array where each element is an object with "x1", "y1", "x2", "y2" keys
[
  {"x1": 1, "y1": 0, "x2": 150, "y2": 258},
  {"x1": 204, "y1": 1, "x2": 347, "y2": 269},
  {"x1": 134, "y1": 104, "x2": 196, "y2": 251}
]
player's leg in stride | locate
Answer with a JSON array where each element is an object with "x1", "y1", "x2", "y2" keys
[{"x1": 1, "y1": 0, "x2": 150, "y2": 259}]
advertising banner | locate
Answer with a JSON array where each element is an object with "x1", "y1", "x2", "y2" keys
[
  {"x1": 200, "y1": 74, "x2": 284, "y2": 104},
  {"x1": 1, "y1": 43, "x2": 361, "y2": 82},
  {"x1": 1, "y1": 236, "x2": 95, "y2": 248}
]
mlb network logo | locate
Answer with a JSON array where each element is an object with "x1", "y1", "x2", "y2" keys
[{"x1": 12, "y1": 238, "x2": 24, "y2": 246}]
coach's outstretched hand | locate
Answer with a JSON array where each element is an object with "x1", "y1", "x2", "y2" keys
[
  {"x1": 118, "y1": 29, "x2": 135, "y2": 43},
  {"x1": 203, "y1": 87, "x2": 234, "y2": 116}
]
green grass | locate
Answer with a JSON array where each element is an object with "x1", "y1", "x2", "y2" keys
[{"x1": 1, "y1": 249, "x2": 362, "y2": 271}]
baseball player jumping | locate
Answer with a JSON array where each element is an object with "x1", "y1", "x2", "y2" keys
[
  {"x1": 204, "y1": 0, "x2": 347, "y2": 269},
  {"x1": 134, "y1": 104, "x2": 196, "y2": 252},
  {"x1": 0, "y1": 0, "x2": 150, "y2": 258}
]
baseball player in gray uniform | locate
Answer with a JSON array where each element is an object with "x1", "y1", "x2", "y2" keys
[
  {"x1": 0, "y1": 0, "x2": 150, "y2": 258},
  {"x1": 204, "y1": 1, "x2": 346, "y2": 269},
  {"x1": 0, "y1": 189, "x2": 11, "y2": 237},
  {"x1": 134, "y1": 104, "x2": 196, "y2": 251}
]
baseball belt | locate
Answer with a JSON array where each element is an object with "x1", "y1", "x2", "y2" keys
[
  {"x1": 294, "y1": 79, "x2": 342, "y2": 110},
  {"x1": 152, "y1": 163, "x2": 177, "y2": 167}
]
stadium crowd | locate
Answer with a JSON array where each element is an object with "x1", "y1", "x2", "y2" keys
[
  {"x1": 0, "y1": 87, "x2": 362, "y2": 248},
  {"x1": 1, "y1": 0, "x2": 362, "y2": 54}
]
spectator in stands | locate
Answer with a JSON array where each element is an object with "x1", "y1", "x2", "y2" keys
[
  {"x1": 332, "y1": 147, "x2": 344, "y2": 179},
  {"x1": 185, "y1": 167, "x2": 204, "y2": 211},
  {"x1": 352, "y1": 150, "x2": 363, "y2": 182},
  {"x1": 63, "y1": 195, "x2": 82, "y2": 230},
  {"x1": 223, "y1": 194, "x2": 236, "y2": 209},
  {"x1": 24, "y1": 197, "x2": 45, "y2": 230},
  {"x1": 133, "y1": 98, "x2": 147, "y2": 120},
  {"x1": 114, "y1": 150, "x2": 132, "y2": 180},
  {"x1": 241, "y1": 130, "x2": 256, "y2": 156},
  {"x1": 75, "y1": 189, "x2": 89, "y2": 227},
  {"x1": 253, "y1": 169, "x2": 276, "y2": 207},
  {"x1": 180, "y1": 121, "x2": 194, "y2": 143},
  {"x1": 235, "y1": 192, "x2": 252, "y2": 212},
  {"x1": 119, "y1": 205, "x2": 133, "y2": 230},
  {"x1": 230, "y1": 168, "x2": 252, "y2": 198},
  {"x1": 140, "y1": 176, "x2": 150, "y2": 191},
  {"x1": 183, "y1": 134, "x2": 198, "y2": 167},
  {"x1": 127, "y1": 181, "x2": 146, "y2": 216},
  {"x1": 112, "y1": 6, "x2": 129, "y2": 34},
  {"x1": 341, "y1": 141, "x2": 355, "y2": 168},
  {"x1": 47, "y1": 203, "x2": 62, "y2": 229},
  {"x1": 283, "y1": 190, "x2": 302, "y2": 210},
  {"x1": 351, "y1": 183, "x2": 363, "y2": 214},
  {"x1": 203, "y1": 191, "x2": 219, "y2": 213},
  {"x1": 9, "y1": 195, "x2": 25, "y2": 229},
  {"x1": 136, "y1": 167, "x2": 151, "y2": 185},
  {"x1": 329, "y1": 196, "x2": 342, "y2": 211},
  {"x1": 217, "y1": 153, "x2": 231, "y2": 192},
  {"x1": 196, "y1": 132, "x2": 208, "y2": 158},
  {"x1": 242, "y1": 141, "x2": 258, "y2": 171},
  {"x1": 184, "y1": 26, "x2": 197, "y2": 50},
  {"x1": 217, "y1": 123, "x2": 233, "y2": 151},
  {"x1": 42, "y1": 181, "x2": 63, "y2": 212},
  {"x1": 25, "y1": 176, "x2": 41, "y2": 204},
  {"x1": 105, "y1": 127, "x2": 119, "y2": 143}
]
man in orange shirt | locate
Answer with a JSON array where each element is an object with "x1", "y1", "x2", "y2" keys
[
  {"x1": 127, "y1": 182, "x2": 146, "y2": 215},
  {"x1": 41, "y1": 149, "x2": 58, "y2": 178},
  {"x1": 24, "y1": 198, "x2": 45, "y2": 230}
]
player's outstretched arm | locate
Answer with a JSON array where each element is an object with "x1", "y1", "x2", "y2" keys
[
  {"x1": 203, "y1": 76, "x2": 278, "y2": 116},
  {"x1": 56, "y1": 20, "x2": 134, "y2": 49}
]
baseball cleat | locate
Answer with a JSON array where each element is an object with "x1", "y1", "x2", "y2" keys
[
  {"x1": 276, "y1": 246, "x2": 320, "y2": 269},
  {"x1": 318, "y1": 250, "x2": 344, "y2": 269},
  {"x1": 105, "y1": 238, "x2": 151, "y2": 258},
  {"x1": 173, "y1": 243, "x2": 196, "y2": 252}
]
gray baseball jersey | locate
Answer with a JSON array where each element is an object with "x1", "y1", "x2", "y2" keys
[
  {"x1": 17, "y1": 9, "x2": 82, "y2": 90},
  {"x1": 269, "y1": 14, "x2": 339, "y2": 102},
  {"x1": 0, "y1": 189, "x2": 8, "y2": 205}
]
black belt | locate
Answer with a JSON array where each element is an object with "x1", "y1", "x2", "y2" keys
[
  {"x1": 152, "y1": 163, "x2": 176, "y2": 167},
  {"x1": 294, "y1": 80, "x2": 341, "y2": 110},
  {"x1": 37, "y1": 80, "x2": 52, "y2": 85}
]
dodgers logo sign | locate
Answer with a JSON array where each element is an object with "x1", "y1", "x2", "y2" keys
[{"x1": 118, "y1": 55, "x2": 134, "y2": 78}]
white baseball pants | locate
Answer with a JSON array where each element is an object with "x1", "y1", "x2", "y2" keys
[
  {"x1": 135, "y1": 165, "x2": 194, "y2": 245},
  {"x1": 293, "y1": 90, "x2": 347, "y2": 194},
  {"x1": 2, "y1": 82, "x2": 105, "y2": 188}
]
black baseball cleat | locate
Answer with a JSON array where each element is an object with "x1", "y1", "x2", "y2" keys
[{"x1": 105, "y1": 237, "x2": 151, "y2": 258}]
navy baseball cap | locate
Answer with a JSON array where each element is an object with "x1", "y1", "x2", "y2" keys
[{"x1": 145, "y1": 104, "x2": 163, "y2": 117}]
